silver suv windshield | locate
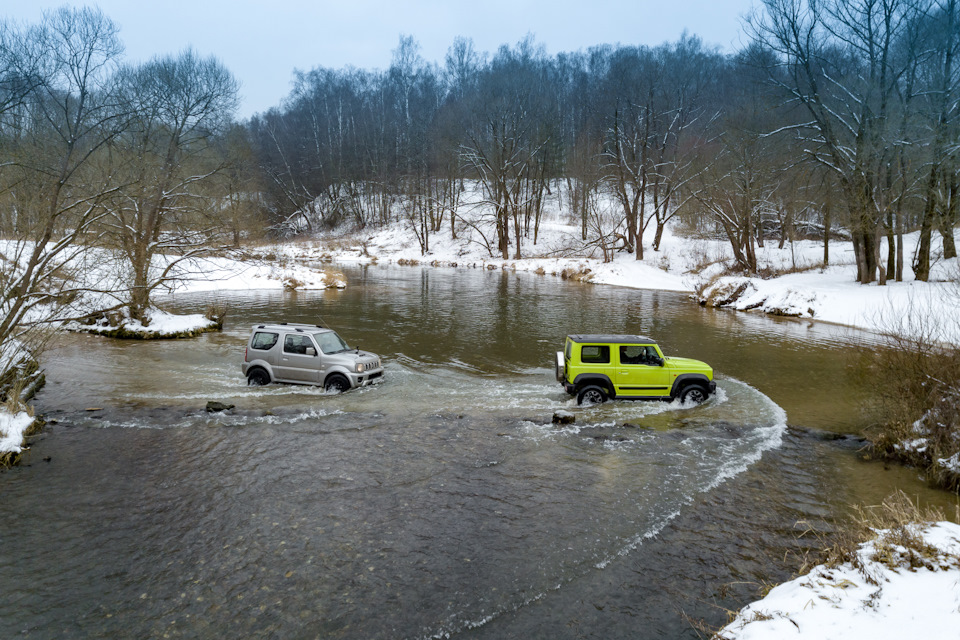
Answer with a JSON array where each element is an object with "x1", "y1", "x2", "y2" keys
[{"x1": 313, "y1": 331, "x2": 351, "y2": 354}]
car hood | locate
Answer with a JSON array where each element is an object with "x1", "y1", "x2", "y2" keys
[{"x1": 664, "y1": 356, "x2": 712, "y2": 373}]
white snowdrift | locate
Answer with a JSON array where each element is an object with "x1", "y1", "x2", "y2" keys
[{"x1": 717, "y1": 521, "x2": 960, "y2": 640}]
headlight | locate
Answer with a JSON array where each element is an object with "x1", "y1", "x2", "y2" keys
[{"x1": 356, "y1": 363, "x2": 365, "y2": 373}]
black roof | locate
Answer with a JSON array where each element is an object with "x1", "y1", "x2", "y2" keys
[{"x1": 567, "y1": 334, "x2": 657, "y2": 345}]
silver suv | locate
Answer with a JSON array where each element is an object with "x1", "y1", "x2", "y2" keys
[{"x1": 242, "y1": 323, "x2": 383, "y2": 392}]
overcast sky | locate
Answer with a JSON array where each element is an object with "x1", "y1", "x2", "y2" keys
[{"x1": 4, "y1": 1, "x2": 759, "y2": 120}]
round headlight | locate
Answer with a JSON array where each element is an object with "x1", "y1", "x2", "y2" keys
[{"x1": 356, "y1": 363, "x2": 365, "y2": 372}]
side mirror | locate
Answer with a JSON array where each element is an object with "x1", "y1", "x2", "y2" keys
[
  {"x1": 657, "y1": 357, "x2": 665, "y2": 367},
  {"x1": 305, "y1": 347, "x2": 316, "y2": 357}
]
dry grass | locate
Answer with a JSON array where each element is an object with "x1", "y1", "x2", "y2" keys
[
  {"x1": 204, "y1": 300, "x2": 228, "y2": 330},
  {"x1": 864, "y1": 297, "x2": 960, "y2": 492},
  {"x1": 1, "y1": 376, "x2": 34, "y2": 417},
  {"x1": 796, "y1": 491, "x2": 954, "y2": 581},
  {"x1": 755, "y1": 260, "x2": 825, "y2": 279}
]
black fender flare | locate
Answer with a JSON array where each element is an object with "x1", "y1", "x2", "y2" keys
[
  {"x1": 572, "y1": 373, "x2": 616, "y2": 398},
  {"x1": 670, "y1": 374, "x2": 711, "y2": 399}
]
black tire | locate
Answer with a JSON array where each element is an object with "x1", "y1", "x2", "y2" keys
[
  {"x1": 577, "y1": 385, "x2": 608, "y2": 406},
  {"x1": 247, "y1": 368, "x2": 270, "y2": 386},
  {"x1": 679, "y1": 384, "x2": 708, "y2": 405},
  {"x1": 324, "y1": 374, "x2": 350, "y2": 394}
]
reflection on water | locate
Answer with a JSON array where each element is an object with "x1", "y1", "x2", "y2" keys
[{"x1": 2, "y1": 264, "x2": 953, "y2": 639}]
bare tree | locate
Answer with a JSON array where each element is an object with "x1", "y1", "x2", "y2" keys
[
  {"x1": 914, "y1": 0, "x2": 960, "y2": 279},
  {"x1": 749, "y1": 0, "x2": 925, "y2": 284},
  {"x1": 460, "y1": 37, "x2": 554, "y2": 260},
  {"x1": 603, "y1": 38, "x2": 719, "y2": 260},
  {"x1": 106, "y1": 48, "x2": 239, "y2": 322},
  {"x1": 0, "y1": 7, "x2": 128, "y2": 364}
]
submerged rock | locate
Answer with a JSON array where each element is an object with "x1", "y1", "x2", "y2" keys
[
  {"x1": 552, "y1": 410, "x2": 575, "y2": 425},
  {"x1": 206, "y1": 401, "x2": 235, "y2": 413}
]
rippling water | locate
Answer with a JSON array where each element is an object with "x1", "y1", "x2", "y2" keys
[{"x1": 2, "y1": 265, "x2": 954, "y2": 639}]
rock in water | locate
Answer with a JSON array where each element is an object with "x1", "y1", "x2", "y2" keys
[
  {"x1": 206, "y1": 401, "x2": 235, "y2": 413},
  {"x1": 552, "y1": 410, "x2": 575, "y2": 425}
]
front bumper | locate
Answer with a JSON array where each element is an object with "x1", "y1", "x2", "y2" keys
[{"x1": 348, "y1": 368, "x2": 385, "y2": 388}]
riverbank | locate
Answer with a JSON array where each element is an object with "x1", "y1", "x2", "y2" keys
[
  {"x1": 0, "y1": 250, "x2": 345, "y2": 459},
  {"x1": 716, "y1": 498, "x2": 960, "y2": 640},
  {"x1": 261, "y1": 206, "x2": 959, "y2": 344}
]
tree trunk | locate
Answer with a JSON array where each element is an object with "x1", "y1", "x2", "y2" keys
[
  {"x1": 939, "y1": 174, "x2": 958, "y2": 260},
  {"x1": 886, "y1": 211, "x2": 896, "y2": 280},
  {"x1": 823, "y1": 193, "x2": 831, "y2": 266},
  {"x1": 913, "y1": 164, "x2": 941, "y2": 281}
]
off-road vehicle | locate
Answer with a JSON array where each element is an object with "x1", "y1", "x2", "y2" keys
[
  {"x1": 242, "y1": 323, "x2": 383, "y2": 392},
  {"x1": 556, "y1": 334, "x2": 715, "y2": 405}
]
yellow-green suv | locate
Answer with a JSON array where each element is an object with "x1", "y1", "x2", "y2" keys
[{"x1": 556, "y1": 334, "x2": 716, "y2": 405}]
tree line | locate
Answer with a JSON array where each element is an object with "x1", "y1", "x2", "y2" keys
[
  {"x1": 0, "y1": 1, "x2": 958, "y2": 366},
  {"x1": 252, "y1": 0, "x2": 959, "y2": 284}
]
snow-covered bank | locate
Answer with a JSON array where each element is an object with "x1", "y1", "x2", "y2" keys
[
  {"x1": 716, "y1": 520, "x2": 960, "y2": 640},
  {"x1": 1, "y1": 249, "x2": 348, "y2": 456},
  {"x1": 0, "y1": 410, "x2": 35, "y2": 460},
  {"x1": 62, "y1": 252, "x2": 347, "y2": 338},
  {"x1": 279, "y1": 201, "x2": 959, "y2": 343}
]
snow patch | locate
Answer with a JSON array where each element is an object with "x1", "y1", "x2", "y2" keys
[
  {"x1": 0, "y1": 409, "x2": 35, "y2": 454},
  {"x1": 718, "y1": 521, "x2": 960, "y2": 640}
]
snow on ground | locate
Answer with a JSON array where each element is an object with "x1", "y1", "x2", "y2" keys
[
  {"x1": 160, "y1": 254, "x2": 347, "y2": 295},
  {"x1": 275, "y1": 184, "x2": 959, "y2": 343},
  {"x1": 0, "y1": 409, "x2": 33, "y2": 454},
  {"x1": 716, "y1": 521, "x2": 960, "y2": 640},
  {"x1": 54, "y1": 252, "x2": 348, "y2": 338}
]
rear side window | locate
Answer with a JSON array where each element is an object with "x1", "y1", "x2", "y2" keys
[
  {"x1": 580, "y1": 345, "x2": 610, "y2": 364},
  {"x1": 251, "y1": 332, "x2": 278, "y2": 350}
]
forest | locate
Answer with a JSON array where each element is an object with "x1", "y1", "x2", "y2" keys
[{"x1": 0, "y1": 0, "x2": 958, "y2": 351}]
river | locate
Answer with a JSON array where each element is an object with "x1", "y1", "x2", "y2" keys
[{"x1": 1, "y1": 264, "x2": 956, "y2": 639}]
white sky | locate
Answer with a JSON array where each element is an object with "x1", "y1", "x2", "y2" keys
[{"x1": 3, "y1": 1, "x2": 758, "y2": 120}]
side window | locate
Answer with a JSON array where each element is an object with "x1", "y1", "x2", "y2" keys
[
  {"x1": 251, "y1": 332, "x2": 278, "y2": 350},
  {"x1": 620, "y1": 345, "x2": 660, "y2": 365},
  {"x1": 283, "y1": 334, "x2": 313, "y2": 355},
  {"x1": 580, "y1": 345, "x2": 610, "y2": 364}
]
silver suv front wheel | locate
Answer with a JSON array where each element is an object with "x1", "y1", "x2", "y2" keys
[{"x1": 324, "y1": 374, "x2": 350, "y2": 394}]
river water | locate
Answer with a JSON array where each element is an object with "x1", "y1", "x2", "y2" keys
[{"x1": 2, "y1": 265, "x2": 956, "y2": 639}]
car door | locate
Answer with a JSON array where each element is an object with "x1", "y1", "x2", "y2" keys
[
  {"x1": 615, "y1": 345, "x2": 670, "y2": 398},
  {"x1": 276, "y1": 333, "x2": 322, "y2": 383}
]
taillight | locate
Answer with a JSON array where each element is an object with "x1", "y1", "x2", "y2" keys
[{"x1": 244, "y1": 347, "x2": 248, "y2": 361}]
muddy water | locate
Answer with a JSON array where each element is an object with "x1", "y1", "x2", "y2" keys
[{"x1": 2, "y1": 265, "x2": 956, "y2": 639}]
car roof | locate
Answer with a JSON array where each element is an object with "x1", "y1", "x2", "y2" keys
[
  {"x1": 567, "y1": 334, "x2": 658, "y2": 345},
  {"x1": 252, "y1": 323, "x2": 331, "y2": 333}
]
